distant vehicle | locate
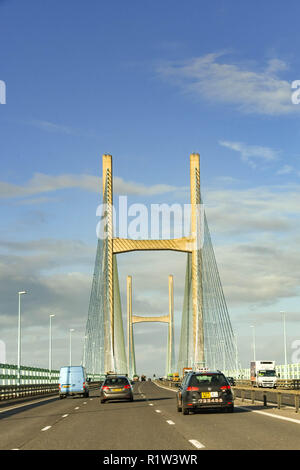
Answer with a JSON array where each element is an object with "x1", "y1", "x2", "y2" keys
[
  {"x1": 250, "y1": 361, "x2": 277, "y2": 388},
  {"x1": 227, "y1": 377, "x2": 236, "y2": 386},
  {"x1": 172, "y1": 372, "x2": 180, "y2": 383},
  {"x1": 182, "y1": 367, "x2": 193, "y2": 378},
  {"x1": 100, "y1": 375, "x2": 133, "y2": 403},
  {"x1": 59, "y1": 366, "x2": 89, "y2": 399},
  {"x1": 141, "y1": 375, "x2": 146, "y2": 382},
  {"x1": 177, "y1": 371, "x2": 234, "y2": 415}
]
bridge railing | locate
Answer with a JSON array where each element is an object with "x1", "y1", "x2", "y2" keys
[
  {"x1": 233, "y1": 385, "x2": 300, "y2": 413},
  {"x1": 0, "y1": 381, "x2": 102, "y2": 402},
  {"x1": 0, "y1": 363, "x2": 60, "y2": 385},
  {"x1": 235, "y1": 379, "x2": 300, "y2": 389}
]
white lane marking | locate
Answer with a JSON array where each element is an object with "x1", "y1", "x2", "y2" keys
[
  {"x1": 149, "y1": 403, "x2": 154, "y2": 406},
  {"x1": 83, "y1": 402, "x2": 87, "y2": 404},
  {"x1": 0, "y1": 396, "x2": 57, "y2": 414},
  {"x1": 62, "y1": 414, "x2": 68, "y2": 418},
  {"x1": 11, "y1": 448, "x2": 19, "y2": 450},
  {"x1": 75, "y1": 407, "x2": 79, "y2": 410},
  {"x1": 90, "y1": 399, "x2": 93, "y2": 401},
  {"x1": 189, "y1": 439, "x2": 205, "y2": 449},
  {"x1": 155, "y1": 409, "x2": 161, "y2": 413},
  {"x1": 237, "y1": 406, "x2": 300, "y2": 425},
  {"x1": 41, "y1": 426, "x2": 51, "y2": 432},
  {"x1": 166, "y1": 420, "x2": 175, "y2": 425}
]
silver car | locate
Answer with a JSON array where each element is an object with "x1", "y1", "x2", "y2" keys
[{"x1": 100, "y1": 375, "x2": 133, "y2": 403}]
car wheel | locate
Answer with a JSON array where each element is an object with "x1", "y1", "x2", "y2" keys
[
  {"x1": 177, "y1": 399, "x2": 182, "y2": 412},
  {"x1": 227, "y1": 405, "x2": 234, "y2": 413},
  {"x1": 100, "y1": 399, "x2": 106, "y2": 404},
  {"x1": 130, "y1": 395, "x2": 134, "y2": 402},
  {"x1": 182, "y1": 407, "x2": 189, "y2": 415}
]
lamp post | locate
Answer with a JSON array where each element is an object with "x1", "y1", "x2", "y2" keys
[
  {"x1": 69, "y1": 329, "x2": 75, "y2": 366},
  {"x1": 82, "y1": 335, "x2": 88, "y2": 367},
  {"x1": 280, "y1": 311, "x2": 287, "y2": 380},
  {"x1": 49, "y1": 314, "x2": 55, "y2": 382},
  {"x1": 250, "y1": 325, "x2": 256, "y2": 362},
  {"x1": 17, "y1": 291, "x2": 27, "y2": 386}
]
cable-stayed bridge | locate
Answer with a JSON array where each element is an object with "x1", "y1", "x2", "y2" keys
[{"x1": 83, "y1": 153, "x2": 237, "y2": 377}]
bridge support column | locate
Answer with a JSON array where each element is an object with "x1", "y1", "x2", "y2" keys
[
  {"x1": 190, "y1": 153, "x2": 204, "y2": 367},
  {"x1": 127, "y1": 276, "x2": 136, "y2": 378},
  {"x1": 102, "y1": 154, "x2": 115, "y2": 373}
]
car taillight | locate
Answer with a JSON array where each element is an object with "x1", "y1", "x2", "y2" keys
[
  {"x1": 186, "y1": 386, "x2": 199, "y2": 391},
  {"x1": 102, "y1": 386, "x2": 109, "y2": 391},
  {"x1": 59, "y1": 384, "x2": 61, "y2": 389},
  {"x1": 220, "y1": 385, "x2": 231, "y2": 390},
  {"x1": 124, "y1": 384, "x2": 131, "y2": 389}
]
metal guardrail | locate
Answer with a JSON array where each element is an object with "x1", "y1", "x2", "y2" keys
[
  {"x1": 235, "y1": 379, "x2": 300, "y2": 389},
  {"x1": 233, "y1": 385, "x2": 300, "y2": 413},
  {"x1": 0, "y1": 381, "x2": 102, "y2": 402},
  {"x1": 0, "y1": 383, "x2": 59, "y2": 401}
]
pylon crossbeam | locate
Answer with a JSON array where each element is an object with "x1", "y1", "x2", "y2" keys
[{"x1": 113, "y1": 237, "x2": 194, "y2": 254}]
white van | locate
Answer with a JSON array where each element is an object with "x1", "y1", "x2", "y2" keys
[{"x1": 59, "y1": 366, "x2": 89, "y2": 398}]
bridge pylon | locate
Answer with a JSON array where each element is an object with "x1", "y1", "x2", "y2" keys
[
  {"x1": 127, "y1": 275, "x2": 175, "y2": 379},
  {"x1": 84, "y1": 152, "x2": 238, "y2": 379}
]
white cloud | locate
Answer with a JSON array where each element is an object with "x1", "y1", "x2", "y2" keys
[
  {"x1": 157, "y1": 53, "x2": 297, "y2": 115},
  {"x1": 219, "y1": 140, "x2": 279, "y2": 168},
  {"x1": 277, "y1": 165, "x2": 294, "y2": 175},
  {"x1": 0, "y1": 173, "x2": 182, "y2": 200}
]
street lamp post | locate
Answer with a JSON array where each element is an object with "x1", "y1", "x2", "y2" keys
[
  {"x1": 17, "y1": 291, "x2": 27, "y2": 386},
  {"x1": 250, "y1": 325, "x2": 256, "y2": 362},
  {"x1": 69, "y1": 329, "x2": 75, "y2": 366},
  {"x1": 49, "y1": 314, "x2": 55, "y2": 382},
  {"x1": 82, "y1": 335, "x2": 88, "y2": 367}
]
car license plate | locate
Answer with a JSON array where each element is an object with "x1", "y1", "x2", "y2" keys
[
  {"x1": 63, "y1": 385, "x2": 70, "y2": 388},
  {"x1": 210, "y1": 392, "x2": 219, "y2": 398},
  {"x1": 201, "y1": 392, "x2": 211, "y2": 398},
  {"x1": 114, "y1": 388, "x2": 122, "y2": 392}
]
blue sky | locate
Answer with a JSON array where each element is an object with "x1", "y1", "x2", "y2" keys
[{"x1": 1, "y1": 0, "x2": 300, "y2": 374}]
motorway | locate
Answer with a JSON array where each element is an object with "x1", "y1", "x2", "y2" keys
[{"x1": 1, "y1": 381, "x2": 300, "y2": 450}]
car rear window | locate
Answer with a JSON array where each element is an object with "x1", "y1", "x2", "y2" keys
[
  {"x1": 104, "y1": 377, "x2": 129, "y2": 386},
  {"x1": 189, "y1": 374, "x2": 228, "y2": 387}
]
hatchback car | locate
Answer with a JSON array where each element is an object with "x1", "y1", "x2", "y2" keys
[
  {"x1": 177, "y1": 371, "x2": 234, "y2": 414},
  {"x1": 100, "y1": 375, "x2": 133, "y2": 403}
]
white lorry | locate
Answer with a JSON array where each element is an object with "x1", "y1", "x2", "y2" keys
[{"x1": 250, "y1": 360, "x2": 277, "y2": 388}]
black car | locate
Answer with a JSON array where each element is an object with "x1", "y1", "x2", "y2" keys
[{"x1": 177, "y1": 371, "x2": 234, "y2": 415}]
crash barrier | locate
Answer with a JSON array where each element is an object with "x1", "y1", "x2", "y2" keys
[
  {"x1": 0, "y1": 381, "x2": 102, "y2": 402},
  {"x1": 235, "y1": 379, "x2": 300, "y2": 390},
  {"x1": 233, "y1": 386, "x2": 300, "y2": 413}
]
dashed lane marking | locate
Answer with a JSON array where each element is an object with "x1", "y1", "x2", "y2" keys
[
  {"x1": 41, "y1": 426, "x2": 51, "y2": 432},
  {"x1": 166, "y1": 420, "x2": 175, "y2": 425},
  {"x1": 189, "y1": 439, "x2": 205, "y2": 449}
]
